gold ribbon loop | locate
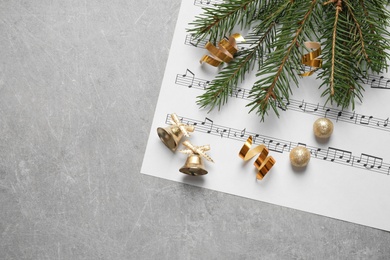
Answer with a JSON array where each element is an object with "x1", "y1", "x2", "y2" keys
[
  {"x1": 205, "y1": 42, "x2": 233, "y2": 63},
  {"x1": 239, "y1": 136, "x2": 275, "y2": 180},
  {"x1": 200, "y1": 34, "x2": 245, "y2": 67},
  {"x1": 200, "y1": 55, "x2": 222, "y2": 67},
  {"x1": 300, "y1": 42, "x2": 322, "y2": 77}
]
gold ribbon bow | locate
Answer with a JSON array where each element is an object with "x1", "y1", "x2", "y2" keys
[
  {"x1": 300, "y1": 42, "x2": 322, "y2": 77},
  {"x1": 200, "y1": 33, "x2": 245, "y2": 67},
  {"x1": 170, "y1": 113, "x2": 194, "y2": 137},
  {"x1": 239, "y1": 136, "x2": 275, "y2": 180},
  {"x1": 180, "y1": 141, "x2": 214, "y2": 163}
]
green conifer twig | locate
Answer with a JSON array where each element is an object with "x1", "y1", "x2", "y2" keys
[
  {"x1": 248, "y1": 0, "x2": 319, "y2": 118},
  {"x1": 188, "y1": 0, "x2": 390, "y2": 120},
  {"x1": 197, "y1": 22, "x2": 277, "y2": 111}
]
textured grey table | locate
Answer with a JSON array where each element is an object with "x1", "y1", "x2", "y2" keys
[{"x1": 1, "y1": 1, "x2": 390, "y2": 259}]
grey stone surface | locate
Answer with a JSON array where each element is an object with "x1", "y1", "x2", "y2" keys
[{"x1": 0, "y1": 0, "x2": 389, "y2": 259}]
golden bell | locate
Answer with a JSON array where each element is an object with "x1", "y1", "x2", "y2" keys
[
  {"x1": 179, "y1": 154, "x2": 208, "y2": 176},
  {"x1": 157, "y1": 125, "x2": 184, "y2": 151}
]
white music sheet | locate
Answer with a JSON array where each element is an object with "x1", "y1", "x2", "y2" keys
[{"x1": 142, "y1": 0, "x2": 390, "y2": 231}]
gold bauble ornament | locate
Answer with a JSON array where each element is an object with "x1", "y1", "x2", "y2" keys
[
  {"x1": 289, "y1": 146, "x2": 311, "y2": 167},
  {"x1": 313, "y1": 118, "x2": 333, "y2": 139}
]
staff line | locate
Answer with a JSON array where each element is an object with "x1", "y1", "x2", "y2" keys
[
  {"x1": 175, "y1": 71, "x2": 390, "y2": 133},
  {"x1": 166, "y1": 114, "x2": 390, "y2": 176}
]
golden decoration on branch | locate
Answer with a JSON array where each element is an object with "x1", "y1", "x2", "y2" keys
[
  {"x1": 179, "y1": 141, "x2": 214, "y2": 176},
  {"x1": 239, "y1": 136, "x2": 276, "y2": 180},
  {"x1": 157, "y1": 113, "x2": 194, "y2": 151},
  {"x1": 200, "y1": 33, "x2": 245, "y2": 67},
  {"x1": 300, "y1": 42, "x2": 322, "y2": 77}
]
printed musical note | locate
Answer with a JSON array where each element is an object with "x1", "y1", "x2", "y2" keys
[
  {"x1": 201, "y1": 117, "x2": 214, "y2": 133},
  {"x1": 324, "y1": 108, "x2": 331, "y2": 118},
  {"x1": 349, "y1": 111, "x2": 358, "y2": 124},
  {"x1": 176, "y1": 69, "x2": 212, "y2": 91},
  {"x1": 356, "y1": 154, "x2": 383, "y2": 169},
  {"x1": 271, "y1": 142, "x2": 289, "y2": 153},
  {"x1": 371, "y1": 76, "x2": 384, "y2": 89},
  {"x1": 336, "y1": 111, "x2": 342, "y2": 122},
  {"x1": 370, "y1": 77, "x2": 377, "y2": 88},
  {"x1": 357, "y1": 73, "x2": 390, "y2": 90},
  {"x1": 182, "y1": 69, "x2": 194, "y2": 88},
  {"x1": 349, "y1": 111, "x2": 355, "y2": 120},
  {"x1": 361, "y1": 73, "x2": 369, "y2": 84},
  {"x1": 234, "y1": 128, "x2": 246, "y2": 139},
  {"x1": 194, "y1": 0, "x2": 221, "y2": 7},
  {"x1": 185, "y1": 31, "x2": 390, "y2": 93},
  {"x1": 198, "y1": 80, "x2": 210, "y2": 89},
  {"x1": 266, "y1": 139, "x2": 273, "y2": 150},
  {"x1": 145, "y1": 0, "x2": 390, "y2": 233},
  {"x1": 165, "y1": 114, "x2": 390, "y2": 176},
  {"x1": 240, "y1": 128, "x2": 246, "y2": 137},
  {"x1": 175, "y1": 73, "x2": 390, "y2": 133},
  {"x1": 252, "y1": 134, "x2": 260, "y2": 144},
  {"x1": 323, "y1": 147, "x2": 352, "y2": 164},
  {"x1": 310, "y1": 148, "x2": 322, "y2": 158},
  {"x1": 359, "y1": 115, "x2": 373, "y2": 125},
  {"x1": 216, "y1": 128, "x2": 228, "y2": 138},
  {"x1": 184, "y1": 34, "x2": 207, "y2": 48},
  {"x1": 384, "y1": 118, "x2": 389, "y2": 127},
  {"x1": 266, "y1": 139, "x2": 288, "y2": 153},
  {"x1": 277, "y1": 100, "x2": 288, "y2": 111},
  {"x1": 307, "y1": 103, "x2": 319, "y2": 113},
  {"x1": 386, "y1": 79, "x2": 390, "y2": 89},
  {"x1": 232, "y1": 88, "x2": 244, "y2": 99},
  {"x1": 299, "y1": 100, "x2": 306, "y2": 112}
]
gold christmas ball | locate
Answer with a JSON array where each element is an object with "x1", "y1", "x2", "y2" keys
[
  {"x1": 313, "y1": 118, "x2": 334, "y2": 138},
  {"x1": 289, "y1": 146, "x2": 310, "y2": 167}
]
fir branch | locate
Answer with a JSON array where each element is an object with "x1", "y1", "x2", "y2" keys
[
  {"x1": 252, "y1": 0, "x2": 292, "y2": 34},
  {"x1": 359, "y1": 0, "x2": 374, "y2": 35},
  {"x1": 188, "y1": 0, "x2": 263, "y2": 43},
  {"x1": 344, "y1": 1, "x2": 369, "y2": 64},
  {"x1": 318, "y1": 1, "x2": 365, "y2": 108},
  {"x1": 356, "y1": 0, "x2": 390, "y2": 73},
  {"x1": 247, "y1": 0, "x2": 319, "y2": 119},
  {"x1": 189, "y1": 0, "x2": 390, "y2": 120},
  {"x1": 330, "y1": 0, "x2": 342, "y2": 96},
  {"x1": 197, "y1": 22, "x2": 277, "y2": 111}
]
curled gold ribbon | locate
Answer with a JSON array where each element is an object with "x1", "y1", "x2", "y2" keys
[
  {"x1": 300, "y1": 42, "x2": 322, "y2": 77},
  {"x1": 200, "y1": 33, "x2": 245, "y2": 67},
  {"x1": 239, "y1": 136, "x2": 276, "y2": 180},
  {"x1": 170, "y1": 113, "x2": 194, "y2": 137},
  {"x1": 180, "y1": 141, "x2": 214, "y2": 163}
]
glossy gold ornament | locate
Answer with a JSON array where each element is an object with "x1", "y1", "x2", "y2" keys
[
  {"x1": 289, "y1": 146, "x2": 311, "y2": 167},
  {"x1": 179, "y1": 141, "x2": 214, "y2": 176},
  {"x1": 239, "y1": 136, "x2": 276, "y2": 180},
  {"x1": 313, "y1": 118, "x2": 334, "y2": 139},
  {"x1": 200, "y1": 33, "x2": 245, "y2": 67},
  {"x1": 157, "y1": 113, "x2": 194, "y2": 151}
]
